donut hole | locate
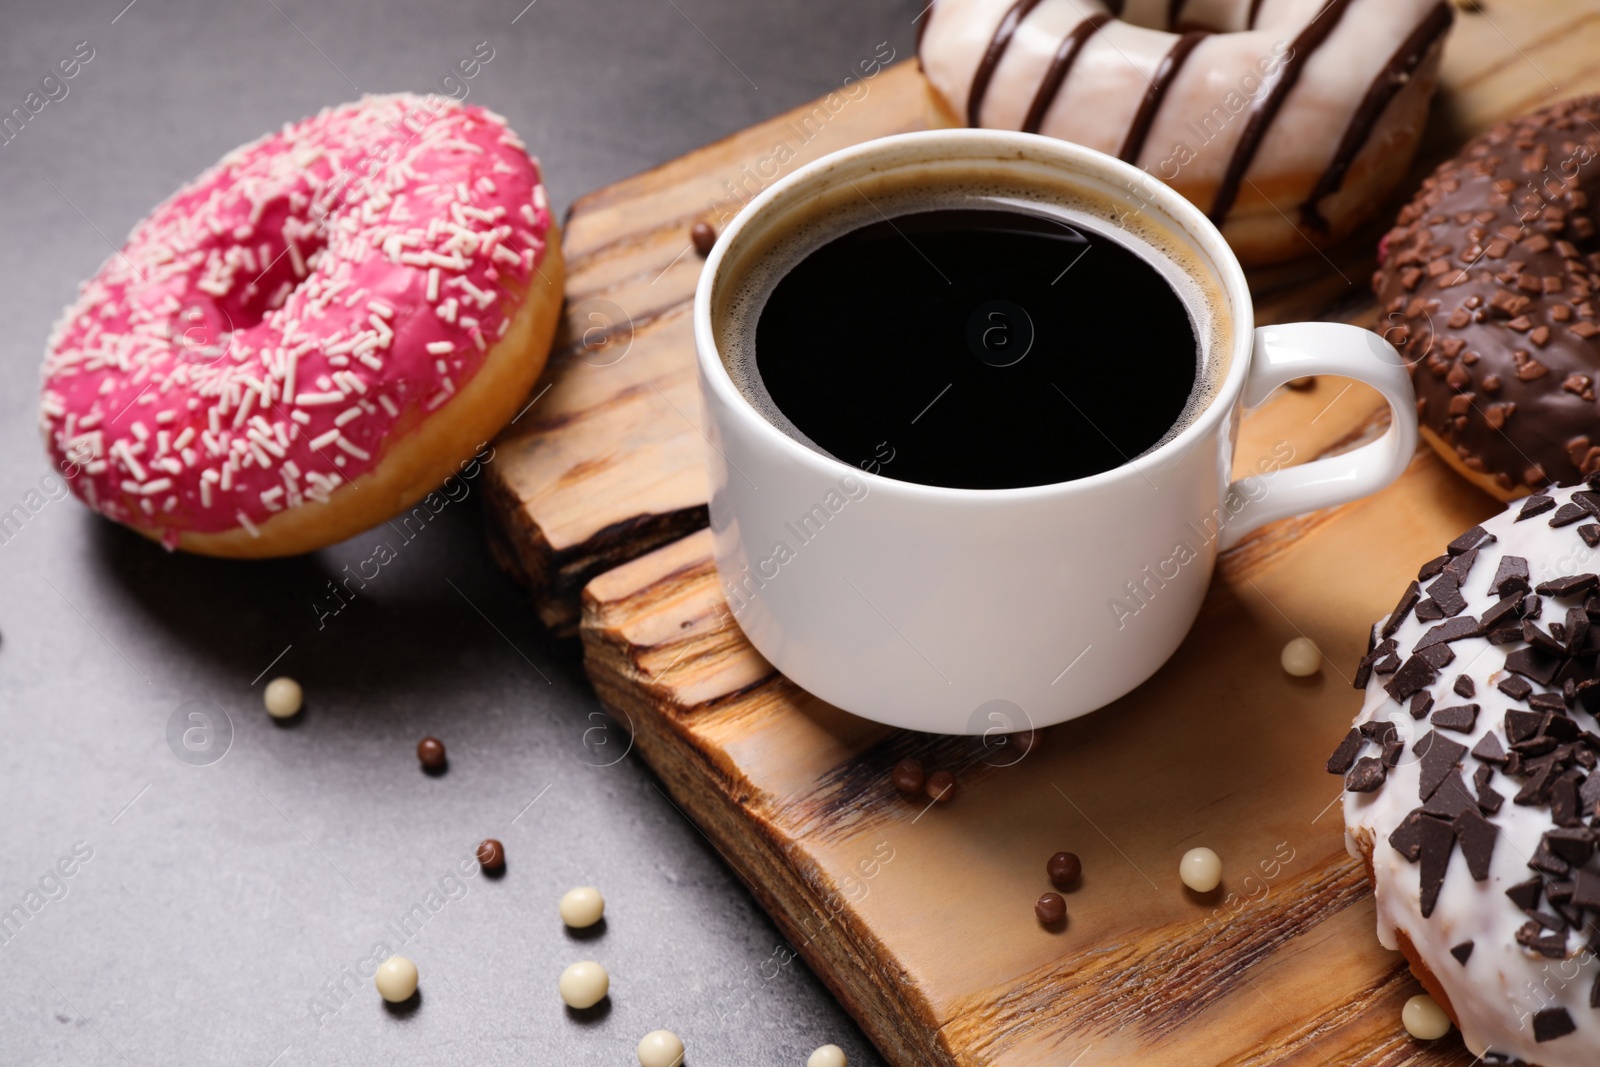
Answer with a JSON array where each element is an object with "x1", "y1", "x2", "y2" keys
[{"x1": 165, "y1": 186, "x2": 333, "y2": 368}]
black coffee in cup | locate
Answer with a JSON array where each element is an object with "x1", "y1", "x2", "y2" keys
[{"x1": 717, "y1": 171, "x2": 1214, "y2": 491}]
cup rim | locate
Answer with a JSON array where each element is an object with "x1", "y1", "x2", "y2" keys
[{"x1": 692, "y1": 128, "x2": 1256, "y2": 501}]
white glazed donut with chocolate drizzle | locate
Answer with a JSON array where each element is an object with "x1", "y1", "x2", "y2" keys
[
  {"x1": 1331, "y1": 484, "x2": 1600, "y2": 1065},
  {"x1": 917, "y1": 0, "x2": 1454, "y2": 265}
]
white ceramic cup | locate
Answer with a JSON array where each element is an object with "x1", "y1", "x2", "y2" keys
[{"x1": 692, "y1": 129, "x2": 1417, "y2": 734}]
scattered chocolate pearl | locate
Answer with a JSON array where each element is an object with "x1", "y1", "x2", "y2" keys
[
  {"x1": 1034, "y1": 892, "x2": 1067, "y2": 925},
  {"x1": 1011, "y1": 729, "x2": 1042, "y2": 755},
  {"x1": 1286, "y1": 376, "x2": 1317, "y2": 390},
  {"x1": 1179, "y1": 847, "x2": 1222, "y2": 892},
  {"x1": 263, "y1": 676, "x2": 303, "y2": 719},
  {"x1": 925, "y1": 770, "x2": 957, "y2": 803},
  {"x1": 807, "y1": 1044, "x2": 847, "y2": 1067},
  {"x1": 1047, "y1": 851, "x2": 1081, "y2": 888},
  {"x1": 559, "y1": 960, "x2": 609, "y2": 1009},
  {"x1": 1402, "y1": 994, "x2": 1451, "y2": 1040},
  {"x1": 476, "y1": 839, "x2": 505, "y2": 873},
  {"x1": 637, "y1": 1029, "x2": 685, "y2": 1067},
  {"x1": 374, "y1": 956, "x2": 418, "y2": 1003},
  {"x1": 1280, "y1": 637, "x2": 1322, "y2": 677},
  {"x1": 417, "y1": 736, "x2": 446, "y2": 770},
  {"x1": 891, "y1": 758, "x2": 925, "y2": 795},
  {"x1": 559, "y1": 886, "x2": 605, "y2": 928},
  {"x1": 690, "y1": 221, "x2": 716, "y2": 256}
]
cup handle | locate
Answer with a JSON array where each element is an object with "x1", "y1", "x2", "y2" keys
[{"x1": 1217, "y1": 322, "x2": 1418, "y2": 551}]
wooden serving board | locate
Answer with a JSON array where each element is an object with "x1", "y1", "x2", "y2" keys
[{"x1": 486, "y1": 6, "x2": 1600, "y2": 1063}]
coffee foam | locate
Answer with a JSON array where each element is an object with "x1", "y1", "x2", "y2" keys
[{"x1": 712, "y1": 163, "x2": 1233, "y2": 469}]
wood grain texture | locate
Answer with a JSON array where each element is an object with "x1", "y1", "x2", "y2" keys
[{"x1": 487, "y1": 6, "x2": 1600, "y2": 1062}]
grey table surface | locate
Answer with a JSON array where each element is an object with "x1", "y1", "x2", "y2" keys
[{"x1": 0, "y1": 2, "x2": 920, "y2": 1063}]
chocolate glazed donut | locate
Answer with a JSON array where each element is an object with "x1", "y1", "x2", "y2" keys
[{"x1": 1374, "y1": 96, "x2": 1600, "y2": 500}]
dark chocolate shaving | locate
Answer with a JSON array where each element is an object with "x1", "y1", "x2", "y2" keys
[
  {"x1": 1497, "y1": 675, "x2": 1534, "y2": 703},
  {"x1": 1418, "y1": 554, "x2": 1449, "y2": 580},
  {"x1": 1447, "y1": 526, "x2": 1492, "y2": 554},
  {"x1": 1550, "y1": 503, "x2": 1588, "y2": 527},
  {"x1": 1410, "y1": 692, "x2": 1434, "y2": 720},
  {"x1": 1518, "y1": 495, "x2": 1555, "y2": 521},
  {"x1": 1532, "y1": 1007, "x2": 1576, "y2": 1043},
  {"x1": 1491, "y1": 555, "x2": 1531, "y2": 597},
  {"x1": 1536, "y1": 573, "x2": 1600, "y2": 598},
  {"x1": 1382, "y1": 581, "x2": 1421, "y2": 639},
  {"x1": 1454, "y1": 806, "x2": 1497, "y2": 880},
  {"x1": 1385, "y1": 655, "x2": 1440, "y2": 702},
  {"x1": 1326, "y1": 729, "x2": 1364, "y2": 774},
  {"x1": 1431, "y1": 704, "x2": 1479, "y2": 732},
  {"x1": 1449, "y1": 940, "x2": 1474, "y2": 964},
  {"x1": 1415, "y1": 615, "x2": 1483, "y2": 649},
  {"x1": 1415, "y1": 730, "x2": 1467, "y2": 800},
  {"x1": 1345, "y1": 757, "x2": 1386, "y2": 793}
]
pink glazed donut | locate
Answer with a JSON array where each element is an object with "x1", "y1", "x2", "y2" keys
[{"x1": 39, "y1": 93, "x2": 564, "y2": 557}]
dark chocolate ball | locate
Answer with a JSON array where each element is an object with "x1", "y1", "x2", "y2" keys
[
  {"x1": 891, "y1": 757, "x2": 925, "y2": 795},
  {"x1": 1047, "y1": 851, "x2": 1082, "y2": 888},
  {"x1": 417, "y1": 736, "x2": 446, "y2": 770},
  {"x1": 1035, "y1": 892, "x2": 1067, "y2": 925}
]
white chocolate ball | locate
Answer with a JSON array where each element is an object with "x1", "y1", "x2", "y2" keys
[
  {"x1": 263, "y1": 676, "x2": 303, "y2": 718},
  {"x1": 374, "y1": 956, "x2": 418, "y2": 1003},
  {"x1": 1279, "y1": 638, "x2": 1322, "y2": 677},
  {"x1": 1402, "y1": 994, "x2": 1452, "y2": 1040},
  {"x1": 559, "y1": 886, "x2": 605, "y2": 928},
  {"x1": 636, "y1": 1030, "x2": 685, "y2": 1067},
  {"x1": 559, "y1": 960, "x2": 609, "y2": 1009},
  {"x1": 1179, "y1": 847, "x2": 1222, "y2": 893},
  {"x1": 808, "y1": 1044, "x2": 847, "y2": 1067}
]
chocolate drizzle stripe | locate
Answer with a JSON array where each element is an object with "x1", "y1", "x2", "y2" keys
[
  {"x1": 1299, "y1": 1, "x2": 1453, "y2": 231},
  {"x1": 1247, "y1": 0, "x2": 1266, "y2": 29},
  {"x1": 1021, "y1": 13, "x2": 1114, "y2": 134},
  {"x1": 966, "y1": 0, "x2": 1049, "y2": 128},
  {"x1": 1118, "y1": 31, "x2": 1209, "y2": 165},
  {"x1": 1209, "y1": 0, "x2": 1359, "y2": 224}
]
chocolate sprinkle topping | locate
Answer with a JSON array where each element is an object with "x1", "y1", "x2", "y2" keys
[
  {"x1": 1432, "y1": 704, "x2": 1480, "y2": 732},
  {"x1": 1416, "y1": 731, "x2": 1468, "y2": 800},
  {"x1": 1327, "y1": 729, "x2": 1364, "y2": 774},
  {"x1": 1449, "y1": 526, "x2": 1494, "y2": 555},
  {"x1": 1454, "y1": 675, "x2": 1476, "y2": 697},
  {"x1": 1537, "y1": 573, "x2": 1600, "y2": 598},
  {"x1": 1498, "y1": 674, "x2": 1534, "y2": 701},
  {"x1": 1550, "y1": 503, "x2": 1589, "y2": 528},
  {"x1": 1491, "y1": 555, "x2": 1531, "y2": 597},
  {"x1": 1418, "y1": 554, "x2": 1450, "y2": 580},
  {"x1": 1385, "y1": 655, "x2": 1440, "y2": 702},
  {"x1": 1449, "y1": 940, "x2": 1474, "y2": 964},
  {"x1": 1382, "y1": 581, "x2": 1421, "y2": 639},
  {"x1": 1519, "y1": 496, "x2": 1556, "y2": 521},
  {"x1": 1454, "y1": 806, "x2": 1497, "y2": 880},
  {"x1": 1532, "y1": 1007, "x2": 1576, "y2": 1043},
  {"x1": 1345, "y1": 757, "x2": 1386, "y2": 793},
  {"x1": 1416, "y1": 615, "x2": 1483, "y2": 649}
]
